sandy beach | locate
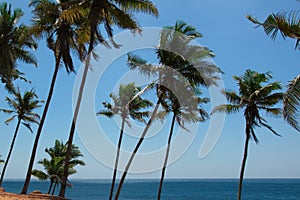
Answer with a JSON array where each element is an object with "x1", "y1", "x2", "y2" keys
[{"x1": 0, "y1": 188, "x2": 67, "y2": 200}]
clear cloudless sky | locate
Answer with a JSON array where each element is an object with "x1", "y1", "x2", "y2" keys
[{"x1": 0, "y1": 0, "x2": 299, "y2": 180}]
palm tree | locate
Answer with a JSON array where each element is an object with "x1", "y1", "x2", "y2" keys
[
  {"x1": 0, "y1": 2, "x2": 37, "y2": 89},
  {"x1": 247, "y1": 13, "x2": 300, "y2": 132},
  {"x1": 21, "y1": 0, "x2": 88, "y2": 194},
  {"x1": 59, "y1": 0, "x2": 158, "y2": 197},
  {"x1": 212, "y1": 69, "x2": 283, "y2": 200},
  {"x1": 0, "y1": 89, "x2": 42, "y2": 186},
  {"x1": 114, "y1": 20, "x2": 221, "y2": 199},
  {"x1": 97, "y1": 83, "x2": 152, "y2": 200},
  {"x1": 157, "y1": 83, "x2": 209, "y2": 199},
  {"x1": 32, "y1": 140, "x2": 85, "y2": 195}
]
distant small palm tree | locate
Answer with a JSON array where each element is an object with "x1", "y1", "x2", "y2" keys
[
  {"x1": 212, "y1": 69, "x2": 283, "y2": 200},
  {"x1": 32, "y1": 140, "x2": 84, "y2": 195},
  {"x1": 0, "y1": 2, "x2": 37, "y2": 88},
  {"x1": 247, "y1": 13, "x2": 300, "y2": 132},
  {"x1": 97, "y1": 83, "x2": 152, "y2": 200},
  {"x1": 157, "y1": 83, "x2": 209, "y2": 200},
  {"x1": 0, "y1": 89, "x2": 42, "y2": 186}
]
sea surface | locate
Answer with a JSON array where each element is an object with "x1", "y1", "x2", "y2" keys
[{"x1": 2, "y1": 179, "x2": 300, "y2": 200}]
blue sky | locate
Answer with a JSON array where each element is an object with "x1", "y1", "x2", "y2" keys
[{"x1": 0, "y1": 0, "x2": 299, "y2": 180}]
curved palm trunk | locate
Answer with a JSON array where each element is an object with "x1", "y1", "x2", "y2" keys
[
  {"x1": 0, "y1": 118, "x2": 21, "y2": 186},
  {"x1": 114, "y1": 99, "x2": 161, "y2": 200},
  {"x1": 59, "y1": 35, "x2": 94, "y2": 198},
  {"x1": 109, "y1": 117, "x2": 126, "y2": 200},
  {"x1": 157, "y1": 113, "x2": 176, "y2": 200},
  {"x1": 237, "y1": 127, "x2": 251, "y2": 200},
  {"x1": 21, "y1": 55, "x2": 61, "y2": 194},
  {"x1": 51, "y1": 182, "x2": 57, "y2": 196},
  {"x1": 47, "y1": 180, "x2": 54, "y2": 194}
]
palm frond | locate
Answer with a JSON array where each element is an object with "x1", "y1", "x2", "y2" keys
[
  {"x1": 283, "y1": 74, "x2": 300, "y2": 131},
  {"x1": 211, "y1": 104, "x2": 241, "y2": 115}
]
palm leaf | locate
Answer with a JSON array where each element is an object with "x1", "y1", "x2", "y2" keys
[
  {"x1": 32, "y1": 169, "x2": 48, "y2": 180},
  {"x1": 211, "y1": 104, "x2": 241, "y2": 115},
  {"x1": 283, "y1": 74, "x2": 300, "y2": 131}
]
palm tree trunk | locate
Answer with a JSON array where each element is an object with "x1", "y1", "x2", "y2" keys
[
  {"x1": 157, "y1": 113, "x2": 176, "y2": 200},
  {"x1": 0, "y1": 118, "x2": 21, "y2": 186},
  {"x1": 114, "y1": 98, "x2": 161, "y2": 200},
  {"x1": 109, "y1": 117, "x2": 126, "y2": 200},
  {"x1": 21, "y1": 55, "x2": 61, "y2": 194},
  {"x1": 59, "y1": 33, "x2": 94, "y2": 198},
  {"x1": 47, "y1": 180, "x2": 53, "y2": 194},
  {"x1": 237, "y1": 127, "x2": 251, "y2": 200},
  {"x1": 52, "y1": 182, "x2": 57, "y2": 196}
]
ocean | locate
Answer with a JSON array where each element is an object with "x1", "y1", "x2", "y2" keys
[{"x1": 2, "y1": 179, "x2": 300, "y2": 199}]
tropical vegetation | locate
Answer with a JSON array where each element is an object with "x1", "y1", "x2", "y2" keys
[
  {"x1": 212, "y1": 69, "x2": 284, "y2": 200},
  {"x1": 32, "y1": 140, "x2": 85, "y2": 195},
  {"x1": 59, "y1": 0, "x2": 158, "y2": 197},
  {"x1": 0, "y1": 2, "x2": 37, "y2": 90},
  {"x1": 114, "y1": 20, "x2": 221, "y2": 199},
  {"x1": 0, "y1": 1, "x2": 299, "y2": 200},
  {"x1": 97, "y1": 83, "x2": 152, "y2": 200},
  {"x1": 247, "y1": 13, "x2": 300, "y2": 132},
  {"x1": 0, "y1": 89, "x2": 42, "y2": 186},
  {"x1": 21, "y1": 0, "x2": 87, "y2": 194}
]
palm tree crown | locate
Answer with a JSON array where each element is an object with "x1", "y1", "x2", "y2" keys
[
  {"x1": 1, "y1": 88, "x2": 42, "y2": 127},
  {"x1": 32, "y1": 140, "x2": 85, "y2": 195},
  {"x1": 98, "y1": 83, "x2": 153, "y2": 124},
  {"x1": 0, "y1": 2, "x2": 37, "y2": 87}
]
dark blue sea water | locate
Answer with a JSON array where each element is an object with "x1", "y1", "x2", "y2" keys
[{"x1": 2, "y1": 179, "x2": 300, "y2": 199}]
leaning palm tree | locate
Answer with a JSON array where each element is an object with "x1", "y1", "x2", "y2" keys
[
  {"x1": 157, "y1": 83, "x2": 209, "y2": 200},
  {"x1": 247, "y1": 13, "x2": 300, "y2": 132},
  {"x1": 0, "y1": 2, "x2": 37, "y2": 89},
  {"x1": 0, "y1": 89, "x2": 42, "y2": 186},
  {"x1": 97, "y1": 83, "x2": 152, "y2": 200},
  {"x1": 32, "y1": 140, "x2": 85, "y2": 195},
  {"x1": 59, "y1": 0, "x2": 158, "y2": 197},
  {"x1": 114, "y1": 20, "x2": 221, "y2": 199},
  {"x1": 212, "y1": 69, "x2": 284, "y2": 200},
  {"x1": 21, "y1": 0, "x2": 88, "y2": 194}
]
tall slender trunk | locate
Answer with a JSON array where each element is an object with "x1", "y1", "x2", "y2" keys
[
  {"x1": 157, "y1": 113, "x2": 176, "y2": 200},
  {"x1": 237, "y1": 125, "x2": 251, "y2": 200},
  {"x1": 47, "y1": 180, "x2": 53, "y2": 194},
  {"x1": 21, "y1": 55, "x2": 61, "y2": 194},
  {"x1": 114, "y1": 98, "x2": 161, "y2": 200},
  {"x1": 52, "y1": 182, "x2": 57, "y2": 196},
  {"x1": 0, "y1": 118, "x2": 21, "y2": 186},
  {"x1": 109, "y1": 117, "x2": 126, "y2": 200},
  {"x1": 59, "y1": 33, "x2": 94, "y2": 198}
]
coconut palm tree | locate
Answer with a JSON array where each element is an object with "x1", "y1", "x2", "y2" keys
[
  {"x1": 114, "y1": 20, "x2": 221, "y2": 199},
  {"x1": 97, "y1": 83, "x2": 152, "y2": 200},
  {"x1": 32, "y1": 140, "x2": 84, "y2": 195},
  {"x1": 157, "y1": 83, "x2": 209, "y2": 200},
  {"x1": 0, "y1": 89, "x2": 42, "y2": 186},
  {"x1": 247, "y1": 13, "x2": 300, "y2": 132},
  {"x1": 59, "y1": 1, "x2": 158, "y2": 197},
  {"x1": 0, "y1": 2, "x2": 37, "y2": 89},
  {"x1": 21, "y1": 0, "x2": 88, "y2": 194},
  {"x1": 212, "y1": 69, "x2": 284, "y2": 200}
]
